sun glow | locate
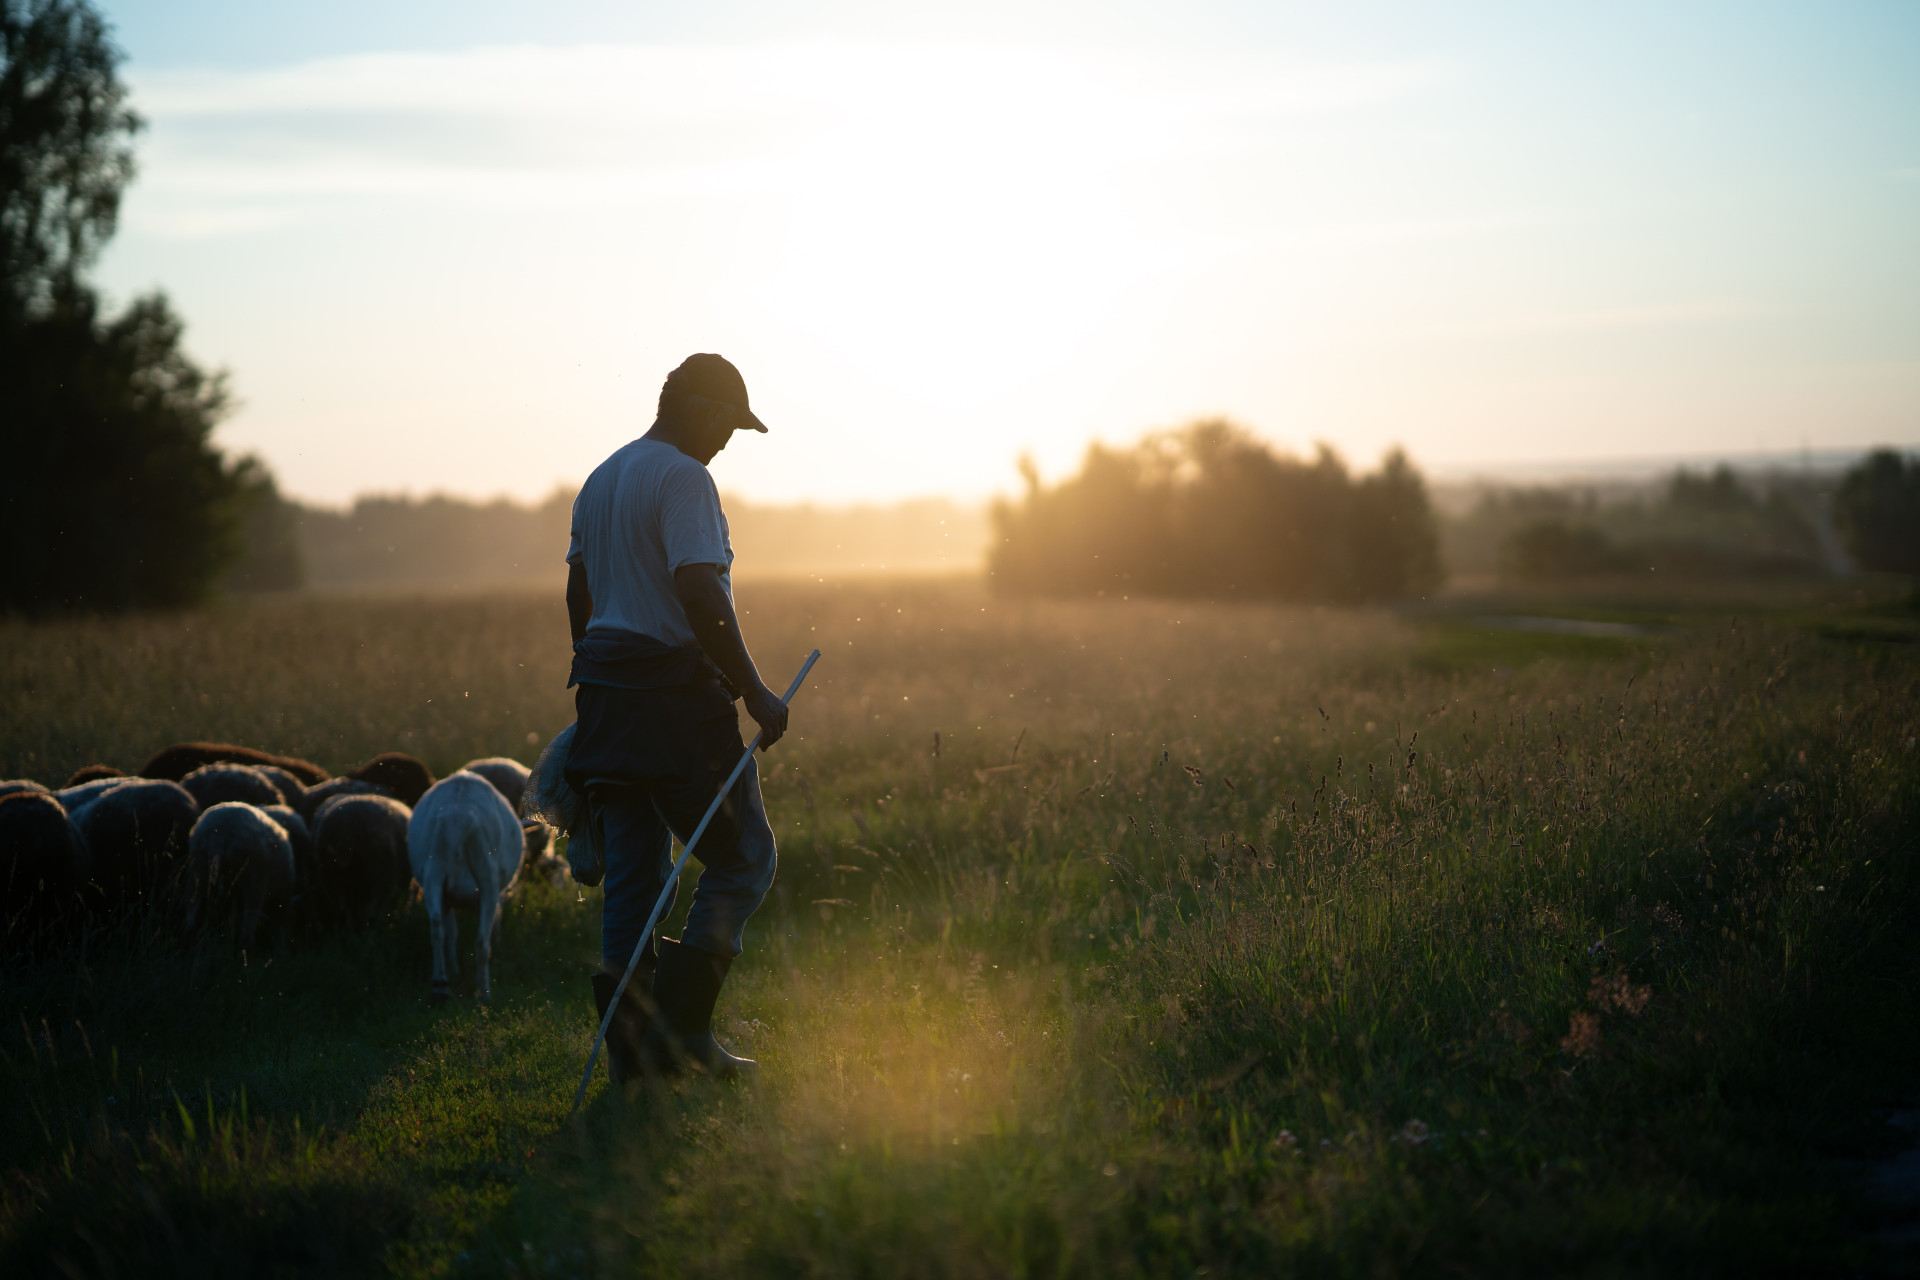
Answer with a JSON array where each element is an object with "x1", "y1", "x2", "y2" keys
[
  {"x1": 105, "y1": 23, "x2": 1920, "y2": 505},
  {"x1": 113, "y1": 42, "x2": 1456, "y2": 502}
]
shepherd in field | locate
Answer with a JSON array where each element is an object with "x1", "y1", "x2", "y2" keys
[{"x1": 563, "y1": 353, "x2": 789, "y2": 1080}]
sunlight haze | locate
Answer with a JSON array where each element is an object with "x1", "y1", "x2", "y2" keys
[{"x1": 93, "y1": 1, "x2": 1920, "y2": 505}]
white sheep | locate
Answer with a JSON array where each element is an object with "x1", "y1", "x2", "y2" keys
[
  {"x1": 460, "y1": 757, "x2": 531, "y2": 815},
  {"x1": 523, "y1": 724, "x2": 603, "y2": 886},
  {"x1": 407, "y1": 771, "x2": 525, "y2": 1004}
]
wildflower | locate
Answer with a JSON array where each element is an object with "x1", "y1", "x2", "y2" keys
[
  {"x1": 1272, "y1": 1130, "x2": 1298, "y2": 1149},
  {"x1": 1561, "y1": 1011, "x2": 1602, "y2": 1057},
  {"x1": 1102, "y1": 1162, "x2": 1120, "y2": 1177},
  {"x1": 1590, "y1": 972, "x2": 1651, "y2": 1016},
  {"x1": 1398, "y1": 1119, "x2": 1431, "y2": 1146}
]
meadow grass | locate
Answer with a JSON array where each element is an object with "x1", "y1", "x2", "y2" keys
[{"x1": 3, "y1": 581, "x2": 1918, "y2": 1276}]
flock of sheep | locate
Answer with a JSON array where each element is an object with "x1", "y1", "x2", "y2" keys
[{"x1": 0, "y1": 741, "x2": 559, "y2": 1001}]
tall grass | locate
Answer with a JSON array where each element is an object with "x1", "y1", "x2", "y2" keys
[{"x1": 3, "y1": 585, "x2": 1917, "y2": 1276}]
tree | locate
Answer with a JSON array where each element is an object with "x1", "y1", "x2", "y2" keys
[
  {"x1": 1834, "y1": 450, "x2": 1920, "y2": 577},
  {"x1": 0, "y1": 0, "x2": 296, "y2": 612},
  {"x1": 222, "y1": 456, "x2": 305, "y2": 594},
  {"x1": 1349, "y1": 447, "x2": 1442, "y2": 598},
  {"x1": 0, "y1": 0, "x2": 139, "y2": 322},
  {"x1": 0, "y1": 293, "x2": 247, "y2": 610},
  {"x1": 990, "y1": 421, "x2": 1441, "y2": 603}
]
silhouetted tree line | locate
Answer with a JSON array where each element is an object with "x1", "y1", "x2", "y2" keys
[
  {"x1": 989, "y1": 420, "x2": 1441, "y2": 602},
  {"x1": 1494, "y1": 455, "x2": 1916, "y2": 583},
  {"x1": 0, "y1": 0, "x2": 298, "y2": 615}
]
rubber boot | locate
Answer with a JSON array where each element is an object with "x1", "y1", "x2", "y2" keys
[
  {"x1": 643, "y1": 938, "x2": 756, "y2": 1077},
  {"x1": 591, "y1": 954, "x2": 655, "y2": 1086}
]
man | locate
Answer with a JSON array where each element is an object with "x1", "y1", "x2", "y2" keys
[{"x1": 563, "y1": 352, "x2": 788, "y2": 1080}]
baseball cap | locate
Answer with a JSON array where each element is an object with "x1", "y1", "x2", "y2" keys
[{"x1": 662, "y1": 353, "x2": 769, "y2": 433}]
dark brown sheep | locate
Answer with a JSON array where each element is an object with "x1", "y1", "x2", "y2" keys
[
  {"x1": 313, "y1": 794, "x2": 413, "y2": 928},
  {"x1": 0, "y1": 792, "x2": 91, "y2": 945},
  {"x1": 140, "y1": 743, "x2": 330, "y2": 787},
  {"x1": 63, "y1": 764, "x2": 125, "y2": 787},
  {"x1": 349, "y1": 753, "x2": 434, "y2": 807}
]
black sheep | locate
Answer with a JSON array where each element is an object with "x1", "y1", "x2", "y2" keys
[
  {"x1": 262, "y1": 804, "x2": 314, "y2": 916},
  {"x1": 312, "y1": 794, "x2": 413, "y2": 927},
  {"x1": 184, "y1": 803, "x2": 296, "y2": 949},
  {"x1": 72, "y1": 780, "x2": 199, "y2": 915},
  {"x1": 56, "y1": 777, "x2": 131, "y2": 813},
  {"x1": 181, "y1": 763, "x2": 284, "y2": 811},
  {"x1": 0, "y1": 793, "x2": 91, "y2": 945},
  {"x1": 256, "y1": 766, "x2": 307, "y2": 807},
  {"x1": 297, "y1": 777, "x2": 396, "y2": 824}
]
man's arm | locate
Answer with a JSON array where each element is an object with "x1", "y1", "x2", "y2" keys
[
  {"x1": 566, "y1": 561, "x2": 593, "y2": 644},
  {"x1": 674, "y1": 563, "x2": 788, "y2": 749}
]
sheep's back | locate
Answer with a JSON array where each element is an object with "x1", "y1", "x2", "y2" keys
[
  {"x1": 298, "y1": 777, "x2": 395, "y2": 824},
  {"x1": 312, "y1": 795, "x2": 413, "y2": 918},
  {"x1": 190, "y1": 803, "x2": 295, "y2": 899},
  {"x1": 461, "y1": 758, "x2": 531, "y2": 815},
  {"x1": 409, "y1": 772, "x2": 524, "y2": 892},
  {"x1": 72, "y1": 780, "x2": 198, "y2": 910},
  {"x1": 0, "y1": 792, "x2": 91, "y2": 932},
  {"x1": 182, "y1": 764, "x2": 283, "y2": 811}
]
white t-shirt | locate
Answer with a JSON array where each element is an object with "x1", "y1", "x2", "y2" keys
[{"x1": 567, "y1": 438, "x2": 733, "y2": 649}]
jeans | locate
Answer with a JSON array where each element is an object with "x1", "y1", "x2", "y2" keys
[
  {"x1": 593, "y1": 762, "x2": 776, "y2": 967},
  {"x1": 569, "y1": 677, "x2": 779, "y2": 967}
]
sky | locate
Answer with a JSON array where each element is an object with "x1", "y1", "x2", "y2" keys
[{"x1": 92, "y1": 0, "x2": 1920, "y2": 506}]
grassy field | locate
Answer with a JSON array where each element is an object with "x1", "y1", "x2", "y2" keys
[{"x1": 4, "y1": 580, "x2": 1920, "y2": 1276}]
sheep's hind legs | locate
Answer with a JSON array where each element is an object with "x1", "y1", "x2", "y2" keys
[
  {"x1": 427, "y1": 898, "x2": 452, "y2": 1006},
  {"x1": 475, "y1": 881, "x2": 498, "y2": 1002}
]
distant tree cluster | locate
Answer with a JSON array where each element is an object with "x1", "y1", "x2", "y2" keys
[
  {"x1": 1833, "y1": 449, "x2": 1920, "y2": 577},
  {"x1": 0, "y1": 0, "x2": 298, "y2": 615},
  {"x1": 1494, "y1": 465, "x2": 1829, "y2": 582},
  {"x1": 989, "y1": 421, "x2": 1441, "y2": 602},
  {"x1": 1487, "y1": 455, "x2": 1919, "y2": 584}
]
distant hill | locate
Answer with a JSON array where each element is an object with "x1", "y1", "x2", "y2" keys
[{"x1": 290, "y1": 490, "x2": 988, "y2": 591}]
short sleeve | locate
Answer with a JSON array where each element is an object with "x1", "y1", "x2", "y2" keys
[
  {"x1": 565, "y1": 492, "x2": 584, "y2": 565},
  {"x1": 658, "y1": 461, "x2": 731, "y2": 574}
]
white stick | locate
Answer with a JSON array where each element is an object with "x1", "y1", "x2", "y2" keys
[{"x1": 573, "y1": 648, "x2": 822, "y2": 1109}]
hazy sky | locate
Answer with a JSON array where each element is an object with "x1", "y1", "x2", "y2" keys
[{"x1": 94, "y1": 1, "x2": 1919, "y2": 505}]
